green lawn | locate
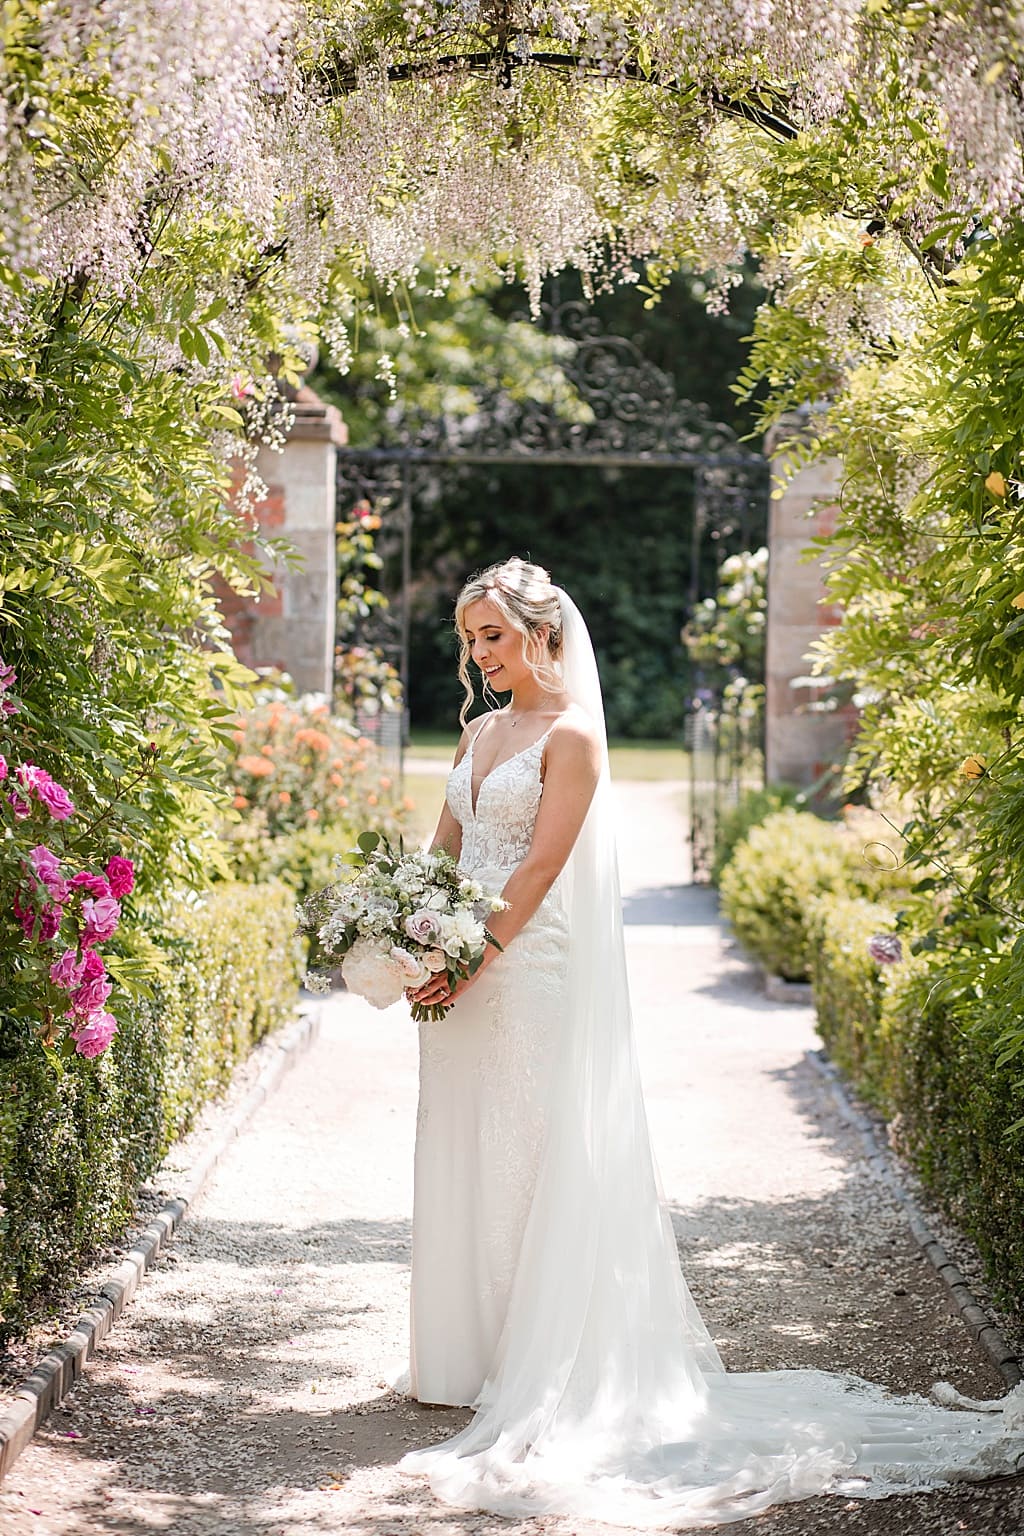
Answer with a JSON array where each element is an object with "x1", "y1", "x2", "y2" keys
[{"x1": 407, "y1": 732, "x2": 689, "y2": 783}]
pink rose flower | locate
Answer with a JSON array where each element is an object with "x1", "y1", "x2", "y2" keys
[
  {"x1": 0, "y1": 660, "x2": 15, "y2": 691},
  {"x1": 8, "y1": 791, "x2": 31, "y2": 819},
  {"x1": 0, "y1": 754, "x2": 7, "y2": 782},
  {"x1": 81, "y1": 948, "x2": 105, "y2": 982},
  {"x1": 72, "y1": 1010, "x2": 118, "y2": 1058},
  {"x1": 69, "y1": 971, "x2": 112, "y2": 1016},
  {"x1": 50, "y1": 948, "x2": 87, "y2": 989},
  {"x1": 36, "y1": 775, "x2": 75, "y2": 821},
  {"x1": 0, "y1": 699, "x2": 17, "y2": 717},
  {"x1": 38, "y1": 903, "x2": 63, "y2": 942},
  {"x1": 16, "y1": 764, "x2": 75, "y2": 820},
  {"x1": 30, "y1": 845, "x2": 70, "y2": 903},
  {"x1": 80, "y1": 893, "x2": 120, "y2": 947},
  {"x1": 70, "y1": 870, "x2": 111, "y2": 900},
  {"x1": 13, "y1": 894, "x2": 35, "y2": 938},
  {"x1": 104, "y1": 855, "x2": 135, "y2": 898}
]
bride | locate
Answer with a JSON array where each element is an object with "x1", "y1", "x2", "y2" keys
[{"x1": 401, "y1": 556, "x2": 1023, "y2": 1526}]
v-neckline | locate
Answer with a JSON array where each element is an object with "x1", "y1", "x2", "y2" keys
[{"x1": 466, "y1": 720, "x2": 555, "y2": 818}]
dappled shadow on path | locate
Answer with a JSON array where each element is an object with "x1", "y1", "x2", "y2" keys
[{"x1": 621, "y1": 883, "x2": 719, "y2": 927}]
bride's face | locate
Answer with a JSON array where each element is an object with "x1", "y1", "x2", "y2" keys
[{"x1": 463, "y1": 597, "x2": 531, "y2": 693}]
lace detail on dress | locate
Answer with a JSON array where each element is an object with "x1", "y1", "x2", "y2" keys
[{"x1": 446, "y1": 726, "x2": 553, "y2": 877}]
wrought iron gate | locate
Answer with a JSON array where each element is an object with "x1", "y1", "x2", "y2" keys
[{"x1": 334, "y1": 296, "x2": 768, "y2": 879}]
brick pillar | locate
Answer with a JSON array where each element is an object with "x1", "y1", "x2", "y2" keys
[
  {"x1": 218, "y1": 386, "x2": 347, "y2": 698},
  {"x1": 764, "y1": 427, "x2": 858, "y2": 791}
]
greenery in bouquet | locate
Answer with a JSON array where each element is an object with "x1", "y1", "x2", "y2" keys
[{"x1": 297, "y1": 832, "x2": 504, "y2": 1022}]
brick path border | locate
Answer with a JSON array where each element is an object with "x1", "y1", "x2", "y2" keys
[{"x1": 806, "y1": 1047, "x2": 1022, "y2": 1390}]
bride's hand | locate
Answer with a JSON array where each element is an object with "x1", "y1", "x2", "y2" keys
[{"x1": 407, "y1": 965, "x2": 478, "y2": 1010}]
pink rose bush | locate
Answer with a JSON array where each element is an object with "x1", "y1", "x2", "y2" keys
[{"x1": 0, "y1": 654, "x2": 136, "y2": 1060}]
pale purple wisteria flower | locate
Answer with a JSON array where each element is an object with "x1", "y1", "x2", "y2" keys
[{"x1": 867, "y1": 933, "x2": 903, "y2": 966}]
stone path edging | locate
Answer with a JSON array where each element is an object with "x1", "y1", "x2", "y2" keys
[
  {"x1": 0, "y1": 999, "x2": 323, "y2": 1485},
  {"x1": 806, "y1": 1046, "x2": 1023, "y2": 1390}
]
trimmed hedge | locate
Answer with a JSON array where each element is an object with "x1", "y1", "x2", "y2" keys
[
  {"x1": 712, "y1": 783, "x2": 803, "y2": 885},
  {"x1": 0, "y1": 878, "x2": 303, "y2": 1341},
  {"x1": 882, "y1": 955, "x2": 1024, "y2": 1313},
  {"x1": 805, "y1": 892, "x2": 895, "y2": 1108},
  {"x1": 718, "y1": 809, "x2": 861, "y2": 981},
  {"x1": 721, "y1": 803, "x2": 1024, "y2": 1322}
]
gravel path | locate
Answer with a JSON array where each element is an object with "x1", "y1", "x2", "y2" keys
[{"x1": 2, "y1": 779, "x2": 1022, "y2": 1535}]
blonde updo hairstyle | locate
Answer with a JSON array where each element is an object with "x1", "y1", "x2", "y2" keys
[{"x1": 455, "y1": 557, "x2": 564, "y2": 726}]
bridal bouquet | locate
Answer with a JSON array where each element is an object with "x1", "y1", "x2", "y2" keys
[{"x1": 296, "y1": 831, "x2": 505, "y2": 1021}]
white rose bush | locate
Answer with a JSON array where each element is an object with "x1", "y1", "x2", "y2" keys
[{"x1": 296, "y1": 832, "x2": 505, "y2": 1021}]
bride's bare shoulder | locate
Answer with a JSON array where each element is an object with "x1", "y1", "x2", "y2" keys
[{"x1": 546, "y1": 703, "x2": 602, "y2": 771}]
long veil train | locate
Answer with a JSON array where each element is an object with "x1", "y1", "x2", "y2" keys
[{"x1": 400, "y1": 588, "x2": 1024, "y2": 1527}]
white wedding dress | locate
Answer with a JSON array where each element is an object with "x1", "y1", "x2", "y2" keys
[{"x1": 401, "y1": 591, "x2": 1024, "y2": 1527}]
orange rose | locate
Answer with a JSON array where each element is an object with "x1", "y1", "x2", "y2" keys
[
  {"x1": 238, "y1": 754, "x2": 274, "y2": 777},
  {"x1": 233, "y1": 794, "x2": 249, "y2": 809},
  {"x1": 294, "y1": 727, "x2": 332, "y2": 754},
  {"x1": 278, "y1": 790, "x2": 292, "y2": 805}
]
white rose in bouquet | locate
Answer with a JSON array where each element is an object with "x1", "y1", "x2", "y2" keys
[
  {"x1": 341, "y1": 937, "x2": 405, "y2": 1009},
  {"x1": 423, "y1": 947, "x2": 448, "y2": 973},
  {"x1": 390, "y1": 945, "x2": 431, "y2": 988}
]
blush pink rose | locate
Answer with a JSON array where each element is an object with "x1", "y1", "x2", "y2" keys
[
  {"x1": 72, "y1": 1011, "x2": 118, "y2": 1058},
  {"x1": 50, "y1": 948, "x2": 87, "y2": 989},
  {"x1": 80, "y1": 894, "x2": 121, "y2": 947},
  {"x1": 104, "y1": 856, "x2": 135, "y2": 898},
  {"x1": 404, "y1": 909, "x2": 439, "y2": 944}
]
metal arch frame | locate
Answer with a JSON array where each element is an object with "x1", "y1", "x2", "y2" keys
[{"x1": 334, "y1": 296, "x2": 768, "y2": 862}]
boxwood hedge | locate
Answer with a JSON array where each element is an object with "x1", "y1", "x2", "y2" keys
[{"x1": 0, "y1": 878, "x2": 303, "y2": 1342}]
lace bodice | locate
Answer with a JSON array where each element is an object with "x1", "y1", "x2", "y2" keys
[{"x1": 446, "y1": 724, "x2": 553, "y2": 877}]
